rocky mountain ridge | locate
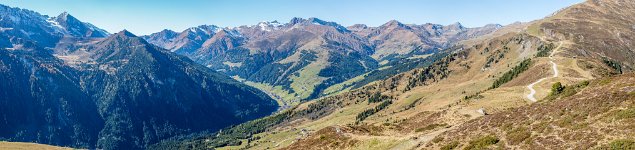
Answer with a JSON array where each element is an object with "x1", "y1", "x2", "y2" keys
[
  {"x1": 143, "y1": 17, "x2": 501, "y2": 104},
  {"x1": 0, "y1": 4, "x2": 278, "y2": 150}
]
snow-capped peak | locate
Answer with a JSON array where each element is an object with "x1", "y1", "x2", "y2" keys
[
  {"x1": 45, "y1": 12, "x2": 109, "y2": 37},
  {"x1": 255, "y1": 21, "x2": 282, "y2": 32},
  {"x1": 188, "y1": 25, "x2": 221, "y2": 35}
]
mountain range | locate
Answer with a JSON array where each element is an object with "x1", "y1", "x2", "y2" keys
[
  {"x1": 143, "y1": 17, "x2": 501, "y2": 106},
  {"x1": 0, "y1": 4, "x2": 277, "y2": 149}
]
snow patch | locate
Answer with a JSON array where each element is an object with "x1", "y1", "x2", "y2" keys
[
  {"x1": 258, "y1": 22, "x2": 272, "y2": 32},
  {"x1": 223, "y1": 61, "x2": 243, "y2": 67},
  {"x1": 255, "y1": 21, "x2": 282, "y2": 32},
  {"x1": 0, "y1": 27, "x2": 13, "y2": 32},
  {"x1": 47, "y1": 19, "x2": 62, "y2": 28},
  {"x1": 224, "y1": 29, "x2": 243, "y2": 37}
]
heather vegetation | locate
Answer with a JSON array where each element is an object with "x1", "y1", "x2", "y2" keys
[
  {"x1": 440, "y1": 141, "x2": 460, "y2": 150},
  {"x1": 415, "y1": 123, "x2": 448, "y2": 132},
  {"x1": 595, "y1": 139, "x2": 635, "y2": 150},
  {"x1": 464, "y1": 135, "x2": 500, "y2": 150}
]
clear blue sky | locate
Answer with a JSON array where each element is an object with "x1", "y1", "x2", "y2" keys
[{"x1": 0, "y1": 0, "x2": 583, "y2": 35}]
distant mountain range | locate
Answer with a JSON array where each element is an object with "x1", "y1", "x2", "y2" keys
[
  {"x1": 143, "y1": 17, "x2": 501, "y2": 105},
  {"x1": 0, "y1": 4, "x2": 277, "y2": 150}
]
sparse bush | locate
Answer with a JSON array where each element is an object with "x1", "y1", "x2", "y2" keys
[
  {"x1": 506, "y1": 127, "x2": 531, "y2": 145},
  {"x1": 464, "y1": 135, "x2": 500, "y2": 150},
  {"x1": 404, "y1": 98, "x2": 421, "y2": 110},
  {"x1": 546, "y1": 81, "x2": 589, "y2": 101},
  {"x1": 415, "y1": 123, "x2": 448, "y2": 132},
  {"x1": 464, "y1": 93, "x2": 484, "y2": 100},
  {"x1": 557, "y1": 115, "x2": 575, "y2": 128},
  {"x1": 441, "y1": 141, "x2": 460, "y2": 150},
  {"x1": 597, "y1": 139, "x2": 635, "y2": 150},
  {"x1": 615, "y1": 108, "x2": 635, "y2": 120},
  {"x1": 551, "y1": 82, "x2": 565, "y2": 95},
  {"x1": 432, "y1": 137, "x2": 444, "y2": 143},
  {"x1": 532, "y1": 122, "x2": 549, "y2": 133},
  {"x1": 602, "y1": 58, "x2": 623, "y2": 74}
]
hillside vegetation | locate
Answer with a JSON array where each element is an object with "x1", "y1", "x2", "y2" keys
[
  {"x1": 182, "y1": 0, "x2": 635, "y2": 148},
  {"x1": 428, "y1": 73, "x2": 635, "y2": 149}
]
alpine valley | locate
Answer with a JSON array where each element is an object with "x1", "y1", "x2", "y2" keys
[
  {"x1": 2, "y1": 0, "x2": 635, "y2": 150},
  {"x1": 142, "y1": 18, "x2": 501, "y2": 107},
  {"x1": 0, "y1": 5, "x2": 277, "y2": 150}
]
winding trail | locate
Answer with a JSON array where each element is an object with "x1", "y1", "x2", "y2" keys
[{"x1": 526, "y1": 42, "x2": 562, "y2": 102}]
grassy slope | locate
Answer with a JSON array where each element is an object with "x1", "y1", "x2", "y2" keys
[
  {"x1": 0, "y1": 141, "x2": 72, "y2": 150},
  {"x1": 216, "y1": 30, "x2": 583, "y2": 149},
  {"x1": 214, "y1": 1, "x2": 631, "y2": 149},
  {"x1": 428, "y1": 73, "x2": 635, "y2": 149},
  {"x1": 224, "y1": 22, "x2": 613, "y2": 149}
]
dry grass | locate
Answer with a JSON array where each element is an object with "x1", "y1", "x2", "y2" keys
[
  {"x1": 427, "y1": 73, "x2": 635, "y2": 149},
  {"x1": 0, "y1": 141, "x2": 72, "y2": 150},
  {"x1": 214, "y1": 1, "x2": 630, "y2": 149}
]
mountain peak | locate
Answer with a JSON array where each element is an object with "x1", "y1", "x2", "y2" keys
[
  {"x1": 307, "y1": 17, "x2": 324, "y2": 23},
  {"x1": 196, "y1": 24, "x2": 220, "y2": 30},
  {"x1": 93, "y1": 30, "x2": 151, "y2": 61},
  {"x1": 286, "y1": 17, "x2": 349, "y2": 32},
  {"x1": 289, "y1": 17, "x2": 307, "y2": 25},
  {"x1": 348, "y1": 24, "x2": 368, "y2": 30},
  {"x1": 115, "y1": 30, "x2": 137, "y2": 37},
  {"x1": 187, "y1": 25, "x2": 221, "y2": 35},
  {"x1": 483, "y1": 23, "x2": 503, "y2": 29},
  {"x1": 384, "y1": 20, "x2": 403, "y2": 26},
  {"x1": 257, "y1": 20, "x2": 282, "y2": 26},
  {"x1": 256, "y1": 21, "x2": 283, "y2": 31},
  {"x1": 55, "y1": 11, "x2": 77, "y2": 23},
  {"x1": 51, "y1": 11, "x2": 109, "y2": 38},
  {"x1": 381, "y1": 20, "x2": 407, "y2": 29},
  {"x1": 58, "y1": 11, "x2": 69, "y2": 17},
  {"x1": 160, "y1": 29, "x2": 176, "y2": 33},
  {"x1": 446, "y1": 22, "x2": 465, "y2": 30},
  {"x1": 387, "y1": 20, "x2": 401, "y2": 24},
  {"x1": 288, "y1": 17, "x2": 328, "y2": 25}
]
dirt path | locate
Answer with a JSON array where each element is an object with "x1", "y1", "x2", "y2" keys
[
  {"x1": 526, "y1": 42, "x2": 562, "y2": 102},
  {"x1": 388, "y1": 127, "x2": 454, "y2": 150}
]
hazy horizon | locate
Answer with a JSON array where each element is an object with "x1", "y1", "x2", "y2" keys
[{"x1": 0, "y1": 0, "x2": 582, "y2": 35}]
